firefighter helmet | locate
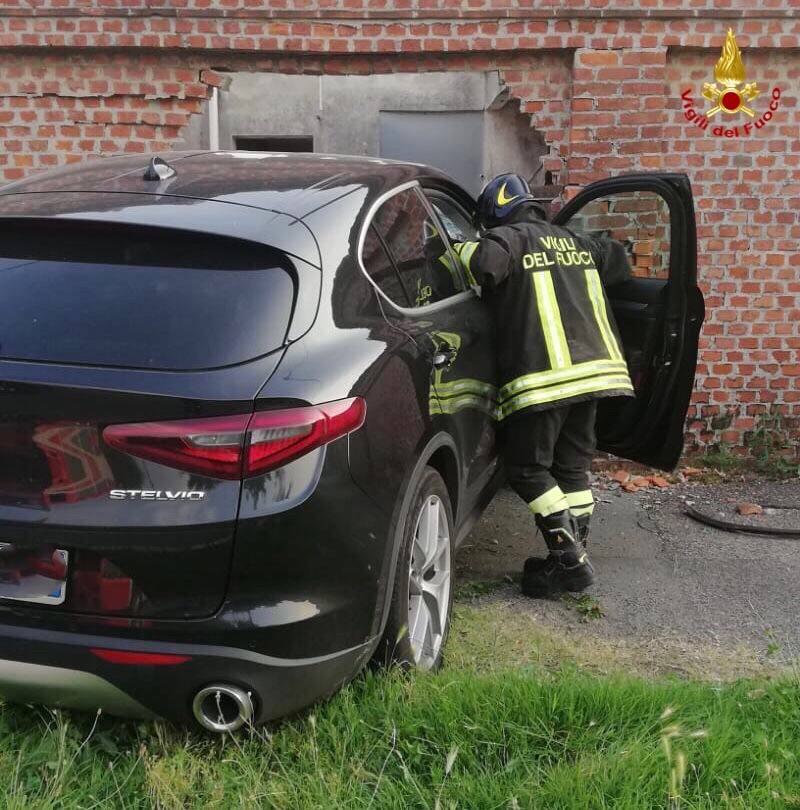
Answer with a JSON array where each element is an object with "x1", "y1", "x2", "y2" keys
[{"x1": 475, "y1": 173, "x2": 544, "y2": 229}]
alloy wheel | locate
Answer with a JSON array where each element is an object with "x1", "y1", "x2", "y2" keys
[{"x1": 407, "y1": 494, "x2": 451, "y2": 669}]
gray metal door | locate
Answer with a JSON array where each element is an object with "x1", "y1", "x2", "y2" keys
[{"x1": 379, "y1": 111, "x2": 484, "y2": 196}]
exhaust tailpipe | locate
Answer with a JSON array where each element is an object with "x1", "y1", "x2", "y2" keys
[{"x1": 192, "y1": 684, "x2": 254, "y2": 733}]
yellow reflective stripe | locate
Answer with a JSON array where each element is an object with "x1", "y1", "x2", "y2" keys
[
  {"x1": 431, "y1": 394, "x2": 494, "y2": 409},
  {"x1": 533, "y1": 270, "x2": 571, "y2": 370},
  {"x1": 457, "y1": 241, "x2": 479, "y2": 287},
  {"x1": 430, "y1": 396, "x2": 496, "y2": 416},
  {"x1": 429, "y1": 392, "x2": 495, "y2": 416},
  {"x1": 570, "y1": 504, "x2": 595, "y2": 517},
  {"x1": 585, "y1": 266, "x2": 623, "y2": 362},
  {"x1": 435, "y1": 378, "x2": 497, "y2": 398},
  {"x1": 437, "y1": 254, "x2": 455, "y2": 272},
  {"x1": 499, "y1": 374, "x2": 634, "y2": 419},
  {"x1": 565, "y1": 490, "x2": 594, "y2": 516},
  {"x1": 458, "y1": 241, "x2": 479, "y2": 270},
  {"x1": 430, "y1": 365, "x2": 497, "y2": 415},
  {"x1": 433, "y1": 394, "x2": 495, "y2": 409},
  {"x1": 498, "y1": 359, "x2": 629, "y2": 401},
  {"x1": 529, "y1": 486, "x2": 569, "y2": 517},
  {"x1": 433, "y1": 330, "x2": 462, "y2": 351},
  {"x1": 565, "y1": 490, "x2": 594, "y2": 508}
]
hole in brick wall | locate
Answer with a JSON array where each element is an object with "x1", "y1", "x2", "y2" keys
[
  {"x1": 180, "y1": 70, "x2": 551, "y2": 200},
  {"x1": 234, "y1": 135, "x2": 313, "y2": 152},
  {"x1": 484, "y1": 96, "x2": 549, "y2": 186},
  {"x1": 484, "y1": 95, "x2": 557, "y2": 215}
]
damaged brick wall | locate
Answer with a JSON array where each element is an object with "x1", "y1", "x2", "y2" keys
[
  {"x1": 0, "y1": 1, "x2": 798, "y2": 457},
  {"x1": 0, "y1": 55, "x2": 217, "y2": 181}
]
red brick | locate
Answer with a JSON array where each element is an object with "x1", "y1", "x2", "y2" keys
[{"x1": 0, "y1": 22, "x2": 795, "y2": 458}]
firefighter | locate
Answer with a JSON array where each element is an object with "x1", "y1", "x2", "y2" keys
[{"x1": 454, "y1": 173, "x2": 634, "y2": 598}]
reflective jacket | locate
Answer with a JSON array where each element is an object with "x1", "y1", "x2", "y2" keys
[{"x1": 457, "y1": 208, "x2": 634, "y2": 420}]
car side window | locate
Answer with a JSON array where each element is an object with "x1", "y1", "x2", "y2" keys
[
  {"x1": 361, "y1": 224, "x2": 412, "y2": 307},
  {"x1": 370, "y1": 188, "x2": 465, "y2": 309},
  {"x1": 426, "y1": 193, "x2": 477, "y2": 244}
]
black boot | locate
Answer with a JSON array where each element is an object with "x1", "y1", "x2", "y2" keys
[
  {"x1": 575, "y1": 513, "x2": 591, "y2": 547},
  {"x1": 522, "y1": 510, "x2": 595, "y2": 598}
]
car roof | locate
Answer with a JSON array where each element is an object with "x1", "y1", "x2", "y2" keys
[
  {"x1": 0, "y1": 151, "x2": 459, "y2": 219},
  {"x1": 0, "y1": 152, "x2": 469, "y2": 269}
]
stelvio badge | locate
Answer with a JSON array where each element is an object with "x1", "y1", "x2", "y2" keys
[{"x1": 681, "y1": 29, "x2": 782, "y2": 138}]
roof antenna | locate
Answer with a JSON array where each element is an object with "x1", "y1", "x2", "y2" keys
[{"x1": 143, "y1": 156, "x2": 177, "y2": 181}]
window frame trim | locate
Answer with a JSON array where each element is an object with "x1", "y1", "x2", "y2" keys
[
  {"x1": 357, "y1": 179, "x2": 476, "y2": 317},
  {"x1": 368, "y1": 221, "x2": 413, "y2": 308}
]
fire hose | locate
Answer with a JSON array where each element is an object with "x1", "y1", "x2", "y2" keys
[{"x1": 685, "y1": 505, "x2": 800, "y2": 539}]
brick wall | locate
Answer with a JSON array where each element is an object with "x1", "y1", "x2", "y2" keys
[
  {"x1": 666, "y1": 49, "x2": 800, "y2": 452},
  {"x1": 0, "y1": 1, "x2": 798, "y2": 457},
  {"x1": 0, "y1": 55, "x2": 213, "y2": 180}
]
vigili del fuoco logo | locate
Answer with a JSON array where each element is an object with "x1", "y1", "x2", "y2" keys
[{"x1": 681, "y1": 29, "x2": 782, "y2": 138}]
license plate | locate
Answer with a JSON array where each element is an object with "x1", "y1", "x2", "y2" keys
[{"x1": 0, "y1": 543, "x2": 68, "y2": 606}]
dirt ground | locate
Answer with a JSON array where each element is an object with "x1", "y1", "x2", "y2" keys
[{"x1": 456, "y1": 475, "x2": 800, "y2": 679}]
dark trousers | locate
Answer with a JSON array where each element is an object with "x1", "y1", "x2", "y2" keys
[{"x1": 499, "y1": 401, "x2": 597, "y2": 518}]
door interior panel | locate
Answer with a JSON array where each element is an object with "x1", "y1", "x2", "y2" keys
[
  {"x1": 598, "y1": 279, "x2": 666, "y2": 443},
  {"x1": 609, "y1": 277, "x2": 666, "y2": 390}
]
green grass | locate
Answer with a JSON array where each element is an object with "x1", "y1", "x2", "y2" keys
[
  {"x1": 693, "y1": 430, "x2": 799, "y2": 481},
  {"x1": 695, "y1": 449, "x2": 800, "y2": 482},
  {"x1": 1, "y1": 669, "x2": 799, "y2": 808},
  {"x1": 447, "y1": 604, "x2": 780, "y2": 682},
  {"x1": 0, "y1": 605, "x2": 798, "y2": 809},
  {"x1": 561, "y1": 594, "x2": 605, "y2": 622},
  {"x1": 688, "y1": 407, "x2": 800, "y2": 481}
]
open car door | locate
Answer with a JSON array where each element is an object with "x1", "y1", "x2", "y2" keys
[{"x1": 553, "y1": 173, "x2": 705, "y2": 469}]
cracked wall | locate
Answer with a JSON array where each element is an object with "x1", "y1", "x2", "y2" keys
[
  {"x1": 0, "y1": 55, "x2": 215, "y2": 180},
  {"x1": 0, "y1": 15, "x2": 798, "y2": 456}
]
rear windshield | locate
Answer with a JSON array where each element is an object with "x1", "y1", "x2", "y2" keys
[{"x1": 0, "y1": 221, "x2": 295, "y2": 370}]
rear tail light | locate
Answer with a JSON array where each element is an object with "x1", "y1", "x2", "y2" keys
[
  {"x1": 103, "y1": 414, "x2": 249, "y2": 480},
  {"x1": 102, "y1": 397, "x2": 366, "y2": 480}
]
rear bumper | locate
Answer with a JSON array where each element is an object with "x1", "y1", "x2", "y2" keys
[
  {"x1": 0, "y1": 623, "x2": 372, "y2": 725},
  {"x1": 0, "y1": 437, "x2": 392, "y2": 726},
  {"x1": 0, "y1": 657, "x2": 155, "y2": 718}
]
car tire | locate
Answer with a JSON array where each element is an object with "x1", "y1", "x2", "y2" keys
[{"x1": 375, "y1": 467, "x2": 454, "y2": 671}]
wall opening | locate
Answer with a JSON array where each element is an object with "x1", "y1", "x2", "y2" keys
[
  {"x1": 185, "y1": 71, "x2": 548, "y2": 198},
  {"x1": 378, "y1": 110, "x2": 483, "y2": 194},
  {"x1": 233, "y1": 135, "x2": 314, "y2": 152}
]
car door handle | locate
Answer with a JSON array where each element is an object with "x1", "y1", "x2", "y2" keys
[{"x1": 431, "y1": 345, "x2": 457, "y2": 368}]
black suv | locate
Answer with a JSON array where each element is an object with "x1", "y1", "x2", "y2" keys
[{"x1": 0, "y1": 153, "x2": 703, "y2": 731}]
